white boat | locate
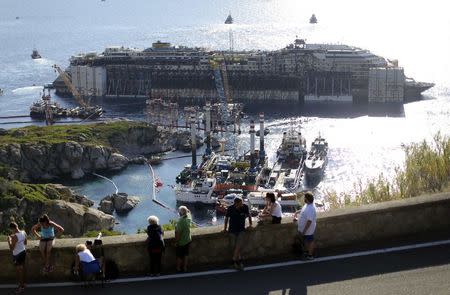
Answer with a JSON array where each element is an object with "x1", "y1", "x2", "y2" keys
[
  {"x1": 175, "y1": 177, "x2": 217, "y2": 204},
  {"x1": 304, "y1": 135, "x2": 328, "y2": 183},
  {"x1": 247, "y1": 191, "x2": 299, "y2": 207}
]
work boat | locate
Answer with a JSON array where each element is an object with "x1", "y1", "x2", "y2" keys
[
  {"x1": 31, "y1": 49, "x2": 41, "y2": 59},
  {"x1": 304, "y1": 135, "x2": 328, "y2": 184},
  {"x1": 175, "y1": 177, "x2": 217, "y2": 204},
  {"x1": 262, "y1": 126, "x2": 307, "y2": 192},
  {"x1": 247, "y1": 191, "x2": 299, "y2": 207},
  {"x1": 175, "y1": 153, "x2": 221, "y2": 204}
]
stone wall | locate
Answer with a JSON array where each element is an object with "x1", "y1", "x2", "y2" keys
[{"x1": 1, "y1": 192, "x2": 449, "y2": 283}]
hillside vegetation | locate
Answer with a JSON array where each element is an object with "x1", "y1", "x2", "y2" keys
[
  {"x1": 327, "y1": 132, "x2": 450, "y2": 208},
  {"x1": 0, "y1": 120, "x2": 151, "y2": 146}
]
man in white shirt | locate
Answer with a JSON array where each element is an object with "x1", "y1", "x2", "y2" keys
[{"x1": 295, "y1": 192, "x2": 317, "y2": 260}]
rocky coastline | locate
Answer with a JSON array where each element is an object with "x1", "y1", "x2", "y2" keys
[
  {"x1": 0, "y1": 120, "x2": 204, "y2": 236},
  {"x1": 0, "y1": 181, "x2": 114, "y2": 237},
  {"x1": 0, "y1": 120, "x2": 201, "y2": 182}
]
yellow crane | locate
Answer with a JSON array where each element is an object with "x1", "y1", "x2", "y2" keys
[{"x1": 52, "y1": 64, "x2": 88, "y2": 108}]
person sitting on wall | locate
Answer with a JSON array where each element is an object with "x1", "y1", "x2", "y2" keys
[
  {"x1": 7, "y1": 222, "x2": 27, "y2": 294},
  {"x1": 175, "y1": 206, "x2": 192, "y2": 273},
  {"x1": 74, "y1": 243, "x2": 101, "y2": 278},
  {"x1": 86, "y1": 239, "x2": 106, "y2": 278},
  {"x1": 146, "y1": 215, "x2": 165, "y2": 276},
  {"x1": 259, "y1": 192, "x2": 282, "y2": 224},
  {"x1": 31, "y1": 214, "x2": 64, "y2": 274},
  {"x1": 294, "y1": 191, "x2": 317, "y2": 260}
]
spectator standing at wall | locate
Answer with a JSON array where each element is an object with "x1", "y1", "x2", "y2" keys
[
  {"x1": 31, "y1": 214, "x2": 64, "y2": 274},
  {"x1": 175, "y1": 206, "x2": 192, "y2": 272},
  {"x1": 295, "y1": 192, "x2": 317, "y2": 260},
  {"x1": 223, "y1": 195, "x2": 252, "y2": 270},
  {"x1": 8, "y1": 222, "x2": 27, "y2": 294},
  {"x1": 146, "y1": 215, "x2": 165, "y2": 276}
]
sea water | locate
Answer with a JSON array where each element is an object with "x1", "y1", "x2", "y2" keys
[{"x1": 1, "y1": 0, "x2": 449, "y2": 233}]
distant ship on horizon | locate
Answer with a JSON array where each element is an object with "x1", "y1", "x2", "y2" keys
[{"x1": 225, "y1": 13, "x2": 233, "y2": 24}]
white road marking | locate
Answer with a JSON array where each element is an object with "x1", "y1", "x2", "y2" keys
[{"x1": 1, "y1": 239, "x2": 449, "y2": 289}]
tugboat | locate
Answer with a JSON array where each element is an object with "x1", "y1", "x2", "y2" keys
[
  {"x1": 309, "y1": 14, "x2": 318, "y2": 24},
  {"x1": 304, "y1": 135, "x2": 328, "y2": 185},
  {"x1": 31, "y1": 49, "x2": 41, "y2": 59}
]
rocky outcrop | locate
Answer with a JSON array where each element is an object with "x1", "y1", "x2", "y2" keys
[
  {"x1": 44, "y1": 200, "x2": 115, "y2": 237},
  {"x1": 108, "y1": 124, "x2": 172, "y2": 156},
  {"x1": 0, "y1": 142, "x2": 129, "y2": 181},
  {"x1": 0, "y1": 183, "x2": 114, "y2": 237},
  {"x1": 98, "y1": 193, "x2": 140, "y2": 215},
  {"x1": 0, "y1": 121, "x2": 206, "y2": 181},
  {"x1": 173, "y1": 131, "x2": 204, "y2": 152},
  {"x1": 44, "y1": 184, "x2": 93, "y2": 207}
]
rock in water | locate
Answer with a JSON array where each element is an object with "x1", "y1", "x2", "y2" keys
[
  {"x1": 98, "y1": 193, "x2": 140, "y2": 215},
  {"x1": 98, "y1": 200, "x2": 114, "y2": 215},
  {"x1": 116, "y1": 196, "x2": 140, "y2": 214}
]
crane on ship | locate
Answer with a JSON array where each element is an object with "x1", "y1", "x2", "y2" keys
[
  {"x1": 52, "y1": 64, "x2": 103, "y2": 119},
  {"x1": 210, "y1": 56, "x2": 240, "y2": 155},
  {"x1": 52, "y1": 64, "x2": 87, "y2": 108}
]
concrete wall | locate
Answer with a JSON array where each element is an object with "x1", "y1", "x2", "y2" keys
[{"x1": 1, "y1": 192, "x2": 449, "y2": 283}]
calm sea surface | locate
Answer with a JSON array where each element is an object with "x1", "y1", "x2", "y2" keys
[{"x1": 1, "y1": 0, "x2": 449, "y2": 233}]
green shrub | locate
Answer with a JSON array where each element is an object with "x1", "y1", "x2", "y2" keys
[{"x1": 326, "y1": 133, "x2": 450, "y2": 209}]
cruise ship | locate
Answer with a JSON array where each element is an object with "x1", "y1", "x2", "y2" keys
[{"x1": 55, "y1": 39, "x2": 434, "y2": 105}]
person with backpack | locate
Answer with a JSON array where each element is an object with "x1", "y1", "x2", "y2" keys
[{"x1": 146, "y1": 215, "x2": 165, "y2": 276}]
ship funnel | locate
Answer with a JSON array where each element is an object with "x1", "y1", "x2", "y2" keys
[
  {"x1": 190, "y1": 114, "x2": 197, "y2": 170},
  {"x1": 249, "y1": 120, "x2": 256, "y2": 168},
  {"x1": 249, "y1": 120, "x2": 255, "y2": 154},
  {"x1": 204, "y1": 102, "x2": 211, "y2": 156},
  {"x1": 259, "y1": 112, "x2": 265, "y2": 161}
]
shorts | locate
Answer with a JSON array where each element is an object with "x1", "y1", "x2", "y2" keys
[
  {"x1": 176, "y1": 242, "x2": 191, "y2": 258},
  {"x1": 229, "y1": 231, "x2": 246, "y2": 249},
  {"x1": 303, "y1": 235, "x2": 314, "y2": 242},
  {"x1": 39, "y1": 238, "x2": 55, "y2": 252},
  {"x1": 271, "y1": 216, "x2": 282, "y2": 224},
  {"x1": 13, "y1": 250, "x2": 26, "y2": 266}
]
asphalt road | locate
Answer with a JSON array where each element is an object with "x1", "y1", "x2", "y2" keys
[{"x1": 8, "y1": 243, "x2": 450, "y2": 295}]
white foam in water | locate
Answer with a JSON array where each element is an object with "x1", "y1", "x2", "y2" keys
[
  {"x1": 33, "y1": 58, "x2": 54, "y2": 66},
  {"x1": 12, "y1": 85, "x2": 43, "y2": 95}
]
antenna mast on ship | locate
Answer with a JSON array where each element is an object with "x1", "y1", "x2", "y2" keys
[{"x1": 225, "y1": 12, "x2": 234, "y2": 51}]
